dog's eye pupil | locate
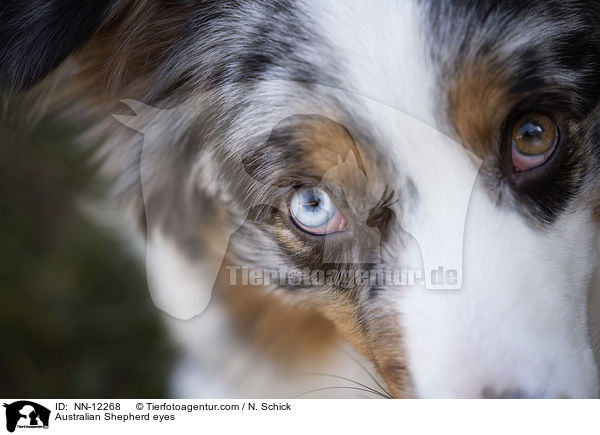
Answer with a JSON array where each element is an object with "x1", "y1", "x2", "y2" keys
[
  {"x1": 514, "y1": 117, "x2": 550, "y2": 155},
  {"x1": 519, "y1": 121, "x2": 543, "y2": 142}
]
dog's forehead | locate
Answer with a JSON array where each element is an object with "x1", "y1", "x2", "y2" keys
[{"x1": 308, "y1": 1, "x2": 438, "y2": 126}]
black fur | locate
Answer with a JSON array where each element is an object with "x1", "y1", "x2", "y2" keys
[{"x1": 0, "y1": 0, "x2": 116, "y2": 93}]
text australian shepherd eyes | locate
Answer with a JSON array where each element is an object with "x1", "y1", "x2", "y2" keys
[{"x1": 2, "y1": 0, "x2": 600, "y2": 398}]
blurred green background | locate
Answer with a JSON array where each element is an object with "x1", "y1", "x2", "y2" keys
[{"x1": 0, "y1": 105, "x2": 173, "y2": 397}]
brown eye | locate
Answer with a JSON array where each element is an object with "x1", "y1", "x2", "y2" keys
[{"x1": 511, "y1": 113, "x2": 558, "y2": 171}]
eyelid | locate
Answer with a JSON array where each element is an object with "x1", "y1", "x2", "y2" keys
[
  {"x1": 290, "y1": 210, "x2": 346, "y2": 235},
  {"x1": 511, "y1": 134, "x2": 558, "y2": 172}
]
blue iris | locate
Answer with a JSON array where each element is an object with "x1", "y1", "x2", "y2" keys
[{"x1": 290, "y1": 187, "x2": 336, "y2": 229}]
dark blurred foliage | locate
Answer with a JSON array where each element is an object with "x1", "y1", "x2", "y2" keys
[{"x1": 0, "y1": 104, "x2": 173, "y2": 397}]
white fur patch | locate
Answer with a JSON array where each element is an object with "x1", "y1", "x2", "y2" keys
[{"x1": 401, "y1": 185, "x2": 599, "y2": 398}]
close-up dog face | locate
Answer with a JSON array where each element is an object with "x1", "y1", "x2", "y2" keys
[{"x1": 2, "y1": 0, "x2": 600, "y2": 399}]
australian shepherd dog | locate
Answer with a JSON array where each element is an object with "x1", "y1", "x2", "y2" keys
[{"x1": 2, "y1": 0, "x2": 600, "y2": 398}]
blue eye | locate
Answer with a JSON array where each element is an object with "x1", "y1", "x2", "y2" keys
[{"x1": 289, "y1": 187, "x2": 346, "y2": 235}]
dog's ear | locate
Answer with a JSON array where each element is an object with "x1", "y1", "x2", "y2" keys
[{"x1": 0, "y1": 0, "x2": 116, "y2": 94}]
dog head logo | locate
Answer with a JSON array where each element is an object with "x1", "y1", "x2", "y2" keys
[{"x1": 3, "y1": 401, "x2": 50, "y2": 433}]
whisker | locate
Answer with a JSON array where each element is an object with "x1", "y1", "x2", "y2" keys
[
  {"x1": 337, "y1": 345, "x2": 394, "y2": 398},
  {"x1": 294, "y1": 372, "x2": 391, "y2": 398},
  {"x1": 294, "y1": 386, "x2": 388, "y2": 399}
]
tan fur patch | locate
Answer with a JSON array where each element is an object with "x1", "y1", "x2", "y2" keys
[
  {"x1": 218, "y1": 273, "x2": 414, "y2": 397},
  {"x1": 447, "y1": 59, "x2": 514, "y2": 157},
  {"x1": 362, "y1": 310, "x2": 413, "y2": 398},
  {"x1": 218, "y1": 276, "x2": 342, "y2": 369},
  {"x1": 320, "y1": 297, "x2": 412, "y2": 397},
  {"x1": 302, "y1": 117, "x2": 367, "y2": 177},
  {"x1": 216, "y1": 251, "x2": 413, "y2": 397}
]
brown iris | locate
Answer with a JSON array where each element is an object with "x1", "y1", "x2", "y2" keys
[{"x1": 511, "y1": 113, "x2": 558, "y2": 171}]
